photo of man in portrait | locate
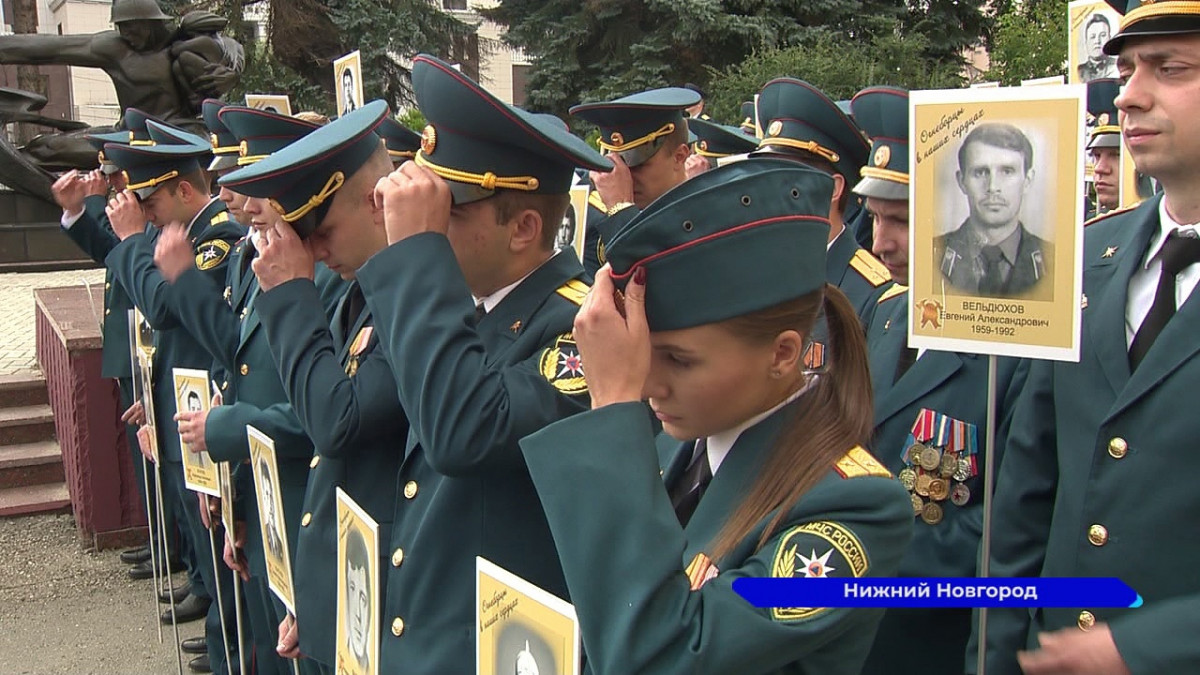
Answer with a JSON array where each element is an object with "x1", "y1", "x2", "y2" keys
[
  {"x1": 259, "y1": 458, "x2": 284, "y2": 561},
  {"x1": 184, "y1": 390, "x2": 211, "y2": 468},
  {"x1": 933, "y1": 123, "x2": 1053, "y2": 299},
  {"x1": 1077, "y1": 13, "x2": 1119, "y2": 82},
  {"x1": 341, "y1": 67, "x2": 358, "y2": 114},
  {"x1": 343, "y1": 527, "x2": 372, "y2": 674},
  {"x1": 555, "y1": 208, "x2": 576, "y2": 252}
]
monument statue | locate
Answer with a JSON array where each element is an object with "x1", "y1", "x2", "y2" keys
[{"x1": 0, "y1": 0, "x2": 243, "y2": 201}]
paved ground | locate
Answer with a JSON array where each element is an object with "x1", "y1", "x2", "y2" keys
[
  {"x1": 0, "y1": 269, "x2": 105, "y2": 377},
  {"x1": 0, "y1": 513, "x2": 204, "y2": 674}
]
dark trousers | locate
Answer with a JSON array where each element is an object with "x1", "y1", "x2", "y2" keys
[{"x1": 118, "y1": 377, "x2": 181, "y2": 566}]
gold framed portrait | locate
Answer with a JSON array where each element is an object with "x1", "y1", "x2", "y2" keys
[
  {"x1": 333, "y1": 50, "x2": 365, "y2": 118},
  {"x1": 248, "y1": 425, "x2": 296, "y2": 613},
  {"x1": 336, "y1": 488, "x2": 380, "y2": 675},
  {"x1": 173, "y1": 368, "x2": 219, "y2": 496},
  {"x1": 476, "y1": 557, "x2": 580, "y2": 675},
  {"x1": 1068, "y1": 1, "x2": 1122, "y2": 85},
  {"x1": 244, "y1": 94, "x2": 293, "y2": 116}
]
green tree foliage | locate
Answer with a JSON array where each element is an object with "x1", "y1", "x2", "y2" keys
[
  {"x1": 484, "y1": 0, "x2": 999, "y2": 118},
  {"x1": 985, "y1": 0, "x2": 1068, "y2": 85},
  {"x1": 704, "y1": 32, "x2": 965, "y2": 125}
]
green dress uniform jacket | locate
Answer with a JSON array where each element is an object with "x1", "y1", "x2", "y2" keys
[
  {"x1": 256, "y1": 278, "x2": 408, "y2": 667},
  {"x1": 167, "y1": 240, "x2": 345, "y2": 576},
  {"x1": 102, "y1": 199, "x2": 245, "y2": 462},
  {"x1": 826, "y1": 228, "x2": 892, "y2": 328},
  {"x1": 356, "y1": 234, "x2": 591, "y2": 674},
  {"x1": 974, "y1": 195, "x2": 1200, "y2": 674},
  {"x1": 62, "y1": 194, "x2": 138, "y2": 379},
  {"x1": 520, "y1": 400, "x2": 914, "y2": 675},
  {"x1": 860, "y1": 289, "x2": 1029, "y2": 675}
]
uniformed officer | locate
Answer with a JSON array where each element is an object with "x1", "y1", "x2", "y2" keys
[
  {"x1": 159, "y1": 105, "x2": 345, "y2": 675},
  {"x1": 358, "y1": 54, "x2": 611, "y2": 673},
  {"x1": 220, "y1": 102, "x2": 415, "y2": 673},
  {"x1": 376, "y1": 114, "x2": 421, "y2": 167},
  {"x1": 99, "y1": 124, "x2": 246, "y2": 674},
  {"x1": 753, "y1": 77, "x2": 893, "y2": 327},
  {"x1": 973, "y1": 3, "x2": 1200, "y2": 673},
  {"x1": 204, "y1": 98, "x2": 250, "y2": 225},
  {"x1": 519, "y1": 158, "x2": 913, "y2": 674},
  {"x1": 569, "y1": 87, "x2": 700, "y2": 274},
  {"x1": 686, "y1": 116, "x2": 758, "y2": 175},
  {"x1": 848, "y1": 86, "x2": 1031, "y2": 675},
  {"x1": 1086, "y1": 78, "x2": 1122, "y2": 219},
  {"x1": 682, "y1": 82, "x2": 710, "y2": 119}
]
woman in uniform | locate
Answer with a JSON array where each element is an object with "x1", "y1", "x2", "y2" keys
[{"x1": 520, "y1": 158, "x2": 914, "y2": 675}]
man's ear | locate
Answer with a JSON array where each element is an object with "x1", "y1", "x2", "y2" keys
[
  {"x1": 508, "y1": 207, "x2": 543, "y2": 252},
  {"x1": 673, "y1": 143, "x2": 691, "y2": 167}
]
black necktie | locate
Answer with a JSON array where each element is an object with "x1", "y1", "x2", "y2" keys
[
  {"x1": 1130, "y1": 230, "x2": 1200, "y2": 369},
  {"x1": 474, "y1": 301, "x2": 487, "y2": 325},
  {"x1": 894, "y1": 347, "x2": 918, "y2": 384},
  {"x1": 978, "y1": 245, "x2": 1007, "y2": 295},
  {"x1": 670, "y1": 439, "x2": 712, "y2": 527},
  {"x1": 342, "y1": 283, "x2": 366, "y2": 345}
]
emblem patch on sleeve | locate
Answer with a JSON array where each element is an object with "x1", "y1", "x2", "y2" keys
[
  {"x1": 770, "y1": 521, "x2": 869, "y2": 622},
  {"x1": 538, "y1": 332, "x2": 587, "y2": 395},
  {"x1": 195, "y1": 239, "x2": 232, "y2": 271}
]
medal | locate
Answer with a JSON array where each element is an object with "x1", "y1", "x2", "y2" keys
[
  {"x1": 915, "y1": 473, "x2": 932, "y2": 497},
  {"x1": 921, "y1": 502, "x2": 944, "y2": 525},
  {"x1": 911, "y1": 493, "x2": 924, "y2": 515},
  {"x1": 953, "y1": 457, "x2": 971, "y2": 482},
  {"x1": 906, "y1": 443, "x2": 926, "y2": 465},
  {"x1": 939, "y1": 452, "x2": 957, "y2": 478},
  {"x1": 919, "y1": 446, "x2": 942, "y2": 472},
  {"x1": 898, "y1": 467, "x2": 916, "y2": 491},
  {"x1": 928, "y1": 478, "x2": 949, "y2": 502},
  {"x1": 951, "y1": 482, "x2": 971, "y2": 506}
]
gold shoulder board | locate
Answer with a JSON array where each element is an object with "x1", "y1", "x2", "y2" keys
[
  {"x1": 834, "y1": 446, "x2": 892, "y2": 479},
  {"x1": 849, "y1": 249, "x2": 891, "y2": 288},
  {"x1": 876, "y1": 284, "x2": 908, "y2": 305},
  {"x1": 555, "y1": 279, "x2": 590, "y2": 306}
]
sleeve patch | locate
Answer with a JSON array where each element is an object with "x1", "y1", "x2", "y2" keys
[
  {"x1": 195, "y1": 239, "x2": 232, "y2": 271},
  {"x1": 834, "y1": 446, "x2": 893, "y2": 479},
  {"x1": 770, "y1": 521, "x2": 870, "y2": 622},
  {"x1": 849, "y1": 249, "x2": 891, "y2": 288},
  {"x1": 538, "y1": 332, "x2": 587, "y2": 396},
  {"x1": 555, "y1": 279, "x2": 590, "y2": 306},
  {"x1": 876, "y1": 284, "x2": 908, "y2": 305}
]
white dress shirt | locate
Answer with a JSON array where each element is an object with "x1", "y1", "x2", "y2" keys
[
  {"x1": 701, "y1": 381, "x2": 813, "y2": 477},
  {"x1": 1124, "y1": 199, "x2": 1200, "y2": 347}
]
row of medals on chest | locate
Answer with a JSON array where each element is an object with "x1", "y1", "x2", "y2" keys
[{"x1": 899, "y1": 442, "x2": 972, "y2": 525}]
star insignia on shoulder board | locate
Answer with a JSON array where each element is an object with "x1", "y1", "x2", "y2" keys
[{"x1": 1102, "y1": 246, "x2": 1118, "y2": 259}]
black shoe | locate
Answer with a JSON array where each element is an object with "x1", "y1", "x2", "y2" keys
[
  {"x1": 181, "y1": 636, "x2": 207, "y2": 655},
  {"x1": 158, "y1": 581, "x2": 192, "y2": 604},
  {"x1": 161, "y1": 594, "x2": 211, "y2": 625},
  {"x1": 188, "y1": 654, "x2": 212, "y2": 673},
  {"x1": 119, "y1": 545, "x2": 151, "y2": 564},
  {"x1": 128, "y1": 557, "x2": 183, "y2": 580}
]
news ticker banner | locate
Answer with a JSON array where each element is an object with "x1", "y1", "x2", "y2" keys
[{"x1": 734, "y1": 578, "x2": 1141, "y2": 609}]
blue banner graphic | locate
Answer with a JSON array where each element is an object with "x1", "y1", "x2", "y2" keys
[{"x1": 732, "y1": 578, "x2": 1141, "y2": 609}]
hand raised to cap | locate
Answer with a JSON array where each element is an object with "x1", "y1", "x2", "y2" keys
[
  {"x1": 251, "y1": 219, "x2": 315, "y2": 292},
  {"x1": 591, "y1": 152, "x2": 634, "y2": 207},
  {"x1": 374, "y1": 162, "x2": 453, "y2": 246},
  {"x1": 106, "y1": 190, "x2": 147, "y2": 240},
  {"x1": 573, "y1": 265, "x2": 650, "y2": 409},
  {"x1": 51, "y1": 170, "x2": 90, "y2": 216},
  {"x1": 154, "y1": 222, "x2": 194, "y2": 283}
]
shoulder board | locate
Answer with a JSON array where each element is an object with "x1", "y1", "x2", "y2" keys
[
  {"x1": 876, "y1": 284, "x2": 908, "y2": 305},
  {"x1": 833, "y1": 446, "x2": 892, "y2": 479},
  {"x1": 587, "y1": 190, "x2": 608, "y2": 213},
  {"x1": 555, "y1": 279, "x2": 590, "y2": 306},
  {"x1": 1084, "y1": 202, "x2": 1140, "y2": 228},
  {"x1": 209, "y1": 211, "x2": 230, "y2": 226},
  {"x1": 849, "y1": 249, "x2": 891, "y2": 288},
  {"x1": 195, "y1": 238, "x2": 232, "y2": 271}
]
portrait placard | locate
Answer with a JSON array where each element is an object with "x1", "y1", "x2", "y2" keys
[
  {"x1": 909, "y1": 86, "x2": 1085, "y2": 362},
  {"x1": 244, "y1": 94, "x2": 293, "y2": 116},
  {"x1": 1120, "y1": 150, "x2": 1157, "y2": 209},
  {"x1": 1068, "y1": 1, "x2": 1122, "y2": 85},
  {"x1": 336, "y1": 488, "x2": 380, "y2": 675},
  {"x1": 333, "y1": 50, "x2": 364, "y2": 117},
  {"x1": 563, "y1": 184, "x2": 589, "y2": 262},
  {"x1": 218, "y1": 461, "x2": 237, "y2": 551},
  {"x1": 248, "y1": 425, "x2": 296, "y2": 613},
  {"x1": 131, "y1": 309, "x2": 159, "y2": 463},
  {"x1": 1021, "y1": 75, "x2": 1066, "y2": 87},
  {"x1": 476, "y1": 557, "x2": 580, "y2": 675},
  {"x1": 173, "y1": 368, "x2": 219, "y2": 496}
]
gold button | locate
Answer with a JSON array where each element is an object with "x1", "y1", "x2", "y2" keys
[
  {"x1": 391, "y1": 617, "x2": 405, "y2": 637},
  {"x1": 391, "y1": 548, "x2": 404, "y2": 567},
  {"x1": 1108, "y1": 437, "x2": 1127, "y2": 459},
  {"x1": 1077, "y1": 610, "x2": 1095, "y2": 631},
  {"x1": 239, "y1": 364, "x2": 249, "y2": 376},
  {"x1": 301, "y1": 513, "x2": 312, "y2": 527},
  {"x1": 1087, "y1": 524, "x2": 1108, "y2": 546},
  {"x1": 403, "y1": 481, "x2": 418, "y2": 499},
  {"x1": 309, "y1": 456, "x2": 320, "y2": 469},
  {"x1": 104, "y1": 308, "x2": 111, "y2": 315}
]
